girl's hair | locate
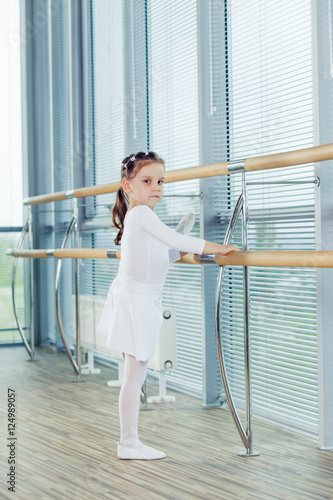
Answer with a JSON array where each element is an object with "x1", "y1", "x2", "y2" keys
[{"x1": 112, "y1": 151, "x2": 165, "y2": 245}]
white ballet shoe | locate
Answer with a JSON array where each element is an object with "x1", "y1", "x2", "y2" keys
[
  {"x1": 175, "y1": 213, "x2": 195, "y2": 235},
  {"x1": 117, "y1": 442, "x2": 166, "y2": 460}
]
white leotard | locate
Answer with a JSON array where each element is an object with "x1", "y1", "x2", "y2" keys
[
  {"x1": 120, "y1": 205, "x2": 205, "y2": 285},
  {"x1": 97, "y1": 205, "x2": 206, "y2": 361}
]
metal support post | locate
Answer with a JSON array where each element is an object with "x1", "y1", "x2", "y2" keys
[
  {"x1": 140, "y1": 380, "x2": 153, "y2": 411},
  {"x1": 11, "y1": 218, "x2": 34, "y2": 360},
  {"x1": 238, "y1": 173, "x2": 258, "y2": 456},
  {"x1": 55, "y1": 198, "x2": 83, "y2": 379},
  {"x1": 215, "y1": 170, "x2": 259, "y2": 456},
  {"x1": 28, "y1": 206, "x2": 35, "y2": 359},
  {"x1": 72, "y1": 198, "x2": 83, "y2": 382}
]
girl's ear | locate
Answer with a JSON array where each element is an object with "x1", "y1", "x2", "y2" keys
[{"x1": 122, "y1": 178, "x2": 131, "y2": 194}]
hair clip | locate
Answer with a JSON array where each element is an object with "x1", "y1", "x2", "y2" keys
[
  {"x1": 145, "y1": 151, "x2": 149, "y2": 156},
  {"x1": 131, "y1": 155, "x2": 136, "y2": 162}
]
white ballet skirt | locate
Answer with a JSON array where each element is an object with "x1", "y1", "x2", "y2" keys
[{"x1": 97, "y1": 205, "x2": 206, "y2": 361}]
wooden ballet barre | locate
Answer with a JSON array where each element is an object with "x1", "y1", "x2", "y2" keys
[
  {"x1": 213, "y1": 250, "x2": 333, "y2": 268},
  {"x1": 8, "y1": 249, "x2": 49, "y2": 259},
  {"x1": 8, "y1": 248, "x2": 120, "y2": 259},
  {"x1": 53, "y1": 248, "x2": 121, "y2": 259},
  {"x1": 23, "y1": 143, "x2": 333, "y2": 206},
  {"x1": 7, "y1": 248, "x2": 333, "y2": 268}
]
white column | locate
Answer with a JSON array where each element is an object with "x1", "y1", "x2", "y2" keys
[{"x1": 314, "y1": 0, "x2": 333, "y2": 449}]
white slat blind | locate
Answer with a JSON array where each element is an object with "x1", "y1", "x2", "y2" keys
[
  {"x1": 85, "y1": 0, "x2": 125, "y2": 220},
  {"x1": 52, "y1": 2, "x2": 73, "y2": 346},
  {"x1": 148, "y1": 0, "x2": 203, "y2": 395},
  {"x1": 81, "y1": 0, "x2": 319, "y2": 424},
  {"x1": 21, "y1": 0, "x2": 75, "y2": 347},
  {"x1": 81, "y1": 0, "x2": 204, "y2": 396},
  {"x1": 80, "y1": 0, "x2": 124, "y2": 298},
  {"x1": 218, "y1": 0, "x2": 318, "y2": 435}
]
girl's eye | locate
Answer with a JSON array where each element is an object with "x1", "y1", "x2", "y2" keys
[
  {"x1": 144, "y1": 179, "x2": 150, "y2": 184},
  {"x1": 158, "y1": 180, "x2": 164, "y2": 185}
]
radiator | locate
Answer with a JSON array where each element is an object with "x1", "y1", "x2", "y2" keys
[{"x1": 72, "y1": 295, "x2": 177, "y2": 371}]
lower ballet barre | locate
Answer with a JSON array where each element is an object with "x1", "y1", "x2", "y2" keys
[{"x1": 7, "y1": 248, "x2": 333, "y2": 268}]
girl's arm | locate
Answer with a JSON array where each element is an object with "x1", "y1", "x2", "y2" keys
[
  {"x1": 138, "y1": 205, "x2": 206, "y2": 255},
  {"x1": 136, "y1": 205, "x2": 240, "y2": 256}
]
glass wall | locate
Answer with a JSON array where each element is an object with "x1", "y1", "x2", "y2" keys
[
  {"x1": 218, "y1": 0, "x2": 317, "y2": 435},
  {"x1": 0, "y1": 0, "x2": 24, "y2": 344},
  {"x1": 80, "y1": 0, "x2": 318, "y2": 432},
  {"x1": 20, "y1": 0, "x2": 323, "y2": 437}
]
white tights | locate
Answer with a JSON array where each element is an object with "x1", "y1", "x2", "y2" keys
[{"x1": 118, "y1": 354, "x2": 149, "y2": 448}]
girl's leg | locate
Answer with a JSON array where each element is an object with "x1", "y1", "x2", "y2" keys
[
  {"x1": 118, "y1": 353, "x2": 148, "y2": 447},
  {"x1": 117, "y1": 353, "x2": 166, "y2": 460}
]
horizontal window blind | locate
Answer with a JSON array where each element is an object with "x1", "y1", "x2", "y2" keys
[
  {"x1": 52, "y1": 2, "x2": 73, "y2": 345},
  {"x1": 21, "y1": 1, "x2": 78, "y2": 348},
  {"x1": 148, "y1": 0, "x2": 203, "y2": 396},
  {"x1": 80, "y1": 0, "x2": 149, "y2": 298},
  {"x1": 81, "y1": 0, "x2": 319, "y2": 423},
  {"x1": 81, "y1": 0, "x2": 205, "y2": 397},
  {"x1": 218, "y1": 0, "x2": 318, "y2": 436},
  {"x1": 80, "y1": 0, "x2": 125, "y2": 299},
  {"x1": 85, "y1": 0, "x2": 125, "y2": 220}
]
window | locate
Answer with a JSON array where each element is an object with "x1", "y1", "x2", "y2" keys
[
  {"x1": 81, "y1": 0, "x2": 204, "y2": 394},
  {"x1": 0, "y1": 0, "x2": 25, "y2": 344},
  {"x1": 81, "y1": 0, "x2": 318, "y2": 432},
  {"x1": 217, "y1": 0, "x2": 317, "y2": 435}
]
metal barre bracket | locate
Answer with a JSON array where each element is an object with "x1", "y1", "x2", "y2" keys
[
  {"x1": 199, "y1": 254, "x2": 216, "y2": 264},
  {"x1": 107, "y1": 250, "x2": 118, "y2": 259},
  {"x1": 227, "y1": 159, "x2": 246, "y2": 174},
  {"x1": 65, "y1": 190, "x2": 75, "y2": 199}
]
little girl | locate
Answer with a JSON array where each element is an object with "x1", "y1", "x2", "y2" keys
[{"x1": 97, "y1": 151, "x2": 239, "y2": 460}]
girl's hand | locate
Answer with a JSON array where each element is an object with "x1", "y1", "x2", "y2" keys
[
  {"x1": 203, "y1": 241, "x2": 241, "y2": 255},
  {"x1": 217, "y1": 244, "x2": 240, "y2": 255}
]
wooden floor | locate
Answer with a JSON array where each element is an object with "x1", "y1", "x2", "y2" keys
[{"x1": 0, "y1": 347, "x2": 332, "y2": 500}]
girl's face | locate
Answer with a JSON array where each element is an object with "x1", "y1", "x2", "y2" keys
[{"x1": 122, "y1": 162, "x2": 165, "y2": 210}]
